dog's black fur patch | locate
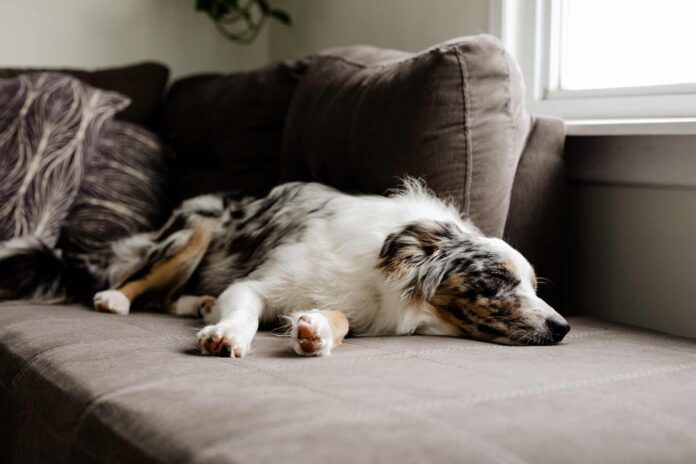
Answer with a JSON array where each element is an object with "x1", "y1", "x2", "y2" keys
[
  {"x1": 0, "y1": 237, "x2": 94, "y2": 302},
  {"x1": 187, "y1": 183, "x2": 339, "y2": 295}
]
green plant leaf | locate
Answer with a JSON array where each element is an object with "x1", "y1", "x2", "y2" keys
[
  {"x1": 269, "y1": 8, "x2": 291, "y2": 25},
  {"x1": 256, "y1": 0, "x2": 271, "y2": 14},
  {"x1": 194, "y1": 0, "x2": 290, "y2": 43},
  {"x1": 195, "y1": 0, "x2": 212, "y2": 12}
]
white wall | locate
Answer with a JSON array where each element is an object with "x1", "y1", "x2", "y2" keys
[
  {"x1": 0, "y1": 0, "x2": 491, "y2": 77},
  {"x1": 0, "y1": 0, "x2": 270, "y2": 79},
  {"x1": 269, "y1": 0, "x2": 491, "y2": 60}
]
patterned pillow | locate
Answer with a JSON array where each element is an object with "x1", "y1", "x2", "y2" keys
[
  {"x1": 0, "y1": 73, "x2": 129, "y2": 246},
  {"x1": 57, "y1": 120, "x2": 170, "y2": 256}
]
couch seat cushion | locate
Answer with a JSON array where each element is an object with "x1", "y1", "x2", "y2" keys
[{"x1": 2, "y1": 302, "x2": 696, "y2": 463}]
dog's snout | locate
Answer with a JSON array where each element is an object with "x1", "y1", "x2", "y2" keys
[{"x1": 546, "y1": 318, "x2": 570, "y2": 343}]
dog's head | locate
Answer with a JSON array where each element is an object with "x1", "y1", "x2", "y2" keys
[{"x1": 379, "y1": 220, "x2": 569, "y2": 345}]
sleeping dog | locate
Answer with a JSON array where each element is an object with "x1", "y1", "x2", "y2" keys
[{"x1": 86, "y1": 180, "x2": 570, "y2": 357}]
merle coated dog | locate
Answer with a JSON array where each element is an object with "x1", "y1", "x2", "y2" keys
[{"x1": 1, "y1": 181, "x2": 570, "y2": 357}]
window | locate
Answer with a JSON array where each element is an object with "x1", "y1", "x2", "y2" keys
[
  {"x1": 560, "y1": 0, "x2": 696, "y2": 90},
  {"x1": 495, "y1": 0, "x2": 696, "y2": 125}
]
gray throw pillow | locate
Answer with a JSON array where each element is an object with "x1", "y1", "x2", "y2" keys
[
  {"x1": 0, "y1": 62, "x2": 170, "y2": 128},
  {"x1": 57, "y1": 120, "x2": 170, "y2": 256},
  {"x1": 280, "y1": 34, "x2": 531, "y2": 237},
  {"x1": 0, "y1": 72, "x2": 128, "y2": 246}
]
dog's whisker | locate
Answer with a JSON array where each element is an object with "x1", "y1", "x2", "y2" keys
[
  {"x1": 536, "y1": 276, "x2": 556, "y2": 288},
  {"x1": 271, "y1": 317, "x2": 294, "y2": 337}
]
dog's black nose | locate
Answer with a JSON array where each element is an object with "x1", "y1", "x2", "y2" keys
[{"x1": 546, "y1": 318, "x2": 570, "y2": 343}]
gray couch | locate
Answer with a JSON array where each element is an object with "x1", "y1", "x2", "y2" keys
[{"x1": 2, "y1": 35, "x2": 696, "y2": 463}]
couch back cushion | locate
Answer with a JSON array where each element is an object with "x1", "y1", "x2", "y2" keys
[
  {"x1": 0, "y1": 62, "x2": 169, "y2": 128},
  {"x1": 161, "y1": 61, "x2": 304, "y2": 200},
  {"x1": 280, "y1": 35, "x2": 530, "y2": 237}
]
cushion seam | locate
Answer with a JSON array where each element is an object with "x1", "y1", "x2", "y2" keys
[
  {"x1": 310, "y1": 54, "x2": 369, "y2": 69},
  {"x1": 314, "y1": 43, "x2": 466, "y2": 70},
  {"x1": 395, "y1": 360, "x2": 696, "y2": 413},
  {"x1": 501, "y1": 46, "x2": 515, "y2": 235},
  {"x1": 346, "y1": 74, "x2": 377, "y2": 175},
  {"x1": 8, "y1": 335, "x2": 182, "y2": 392},
  {"x1": 0, "y1": 380, "x2": 109, "y2": 463},
  {"x1": 188, "y1": 350, "x2": 524, "y2": 464},
  {"x1": 454, "y1": 48, "x2": 473, "y2": 217},
  {"x1": 585, "y1": 390, "x2": 696, "y2": 439},
  {"x1": 5, "y1": 315, "x2": 186, "y2": 391}
]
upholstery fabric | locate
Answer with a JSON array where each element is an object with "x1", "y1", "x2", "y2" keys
[
  {"x1": 160, "y1": 61, "x2": 304, "y2": 200},
  {"x1": 0, "y1": 73, "x2": 129, "y2": 246},
  {"x1": 504, "y1": 117, "x2": 567, "y2": 310},
  {"x1": 0, "y1": 62, "x2": 170, "y2": 128},
  {"x1": 57, "y1": 120, "x2": 170, "y2": 256},
  {"x1": 280, "y1": 34, "x2": 531, "y2": 237},
  {"x1": 0, "y1": 38, "x2": 583, "y2": 464},
  {"x1": 2, "y1": 302, "x2": 696, "y2": 463}
]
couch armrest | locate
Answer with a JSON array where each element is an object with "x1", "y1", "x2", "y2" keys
[{"x1": 504, "y1": 117, "x2": 567, "y2": 311}]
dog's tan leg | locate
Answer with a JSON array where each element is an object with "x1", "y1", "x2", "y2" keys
[
  {"x1": 94, "y1": 221, "x2": 216, "y2": 315},
  {"x1": 290, "y1": 309, "x2": 349, "y2": 356},
  {"x1": 321, "y1": 309, "x2": 350, "y2": 345}
]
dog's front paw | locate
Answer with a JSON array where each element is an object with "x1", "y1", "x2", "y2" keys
[
  {"x1": 93, "y1": 290, "x2": 130, "y2": 315},
  {"x1": 291, "y1": 310, "x2": 334, "y2": 357},
  {"x1": 197, "y1": 324, "x2": 250, "y2": 358}
]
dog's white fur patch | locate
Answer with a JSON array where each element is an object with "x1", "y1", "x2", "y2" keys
[{"x1": 93, "y1": 290, "x2": 130, "y2": 315}]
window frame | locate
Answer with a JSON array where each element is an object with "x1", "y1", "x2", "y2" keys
[{"x1": 492, "y1": 0, "x2": 696, "y2": 121}]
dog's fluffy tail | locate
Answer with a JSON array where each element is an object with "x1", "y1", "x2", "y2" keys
[{"x1": 0, "y1": 237, "x2": 94, "y2": 303}]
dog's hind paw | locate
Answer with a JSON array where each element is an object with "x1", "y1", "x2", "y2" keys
[
  {"x1": 197, "y1": 296, "x2": 216, "y2": 318},
  {"x1": 169, "y1": 295, "x2": 216, "y2": 318},
  {"x1": 290, "y1": 310, "x2": 334, "y2": 357},
  {"x1": 94, "y1": 290, "x2": 131, "y2": 315}
]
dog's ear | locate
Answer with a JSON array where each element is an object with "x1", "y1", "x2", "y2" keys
[{"x1": 379, "y1": 221, "x2": 457, "y2": 301}]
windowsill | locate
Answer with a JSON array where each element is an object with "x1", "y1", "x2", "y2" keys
[
  {"x1": 565, "y1": 117, "x2": 696, "y2": 136},
  {"x1": 565, "y1": 124, "x2": 696, "y2": 189}
]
